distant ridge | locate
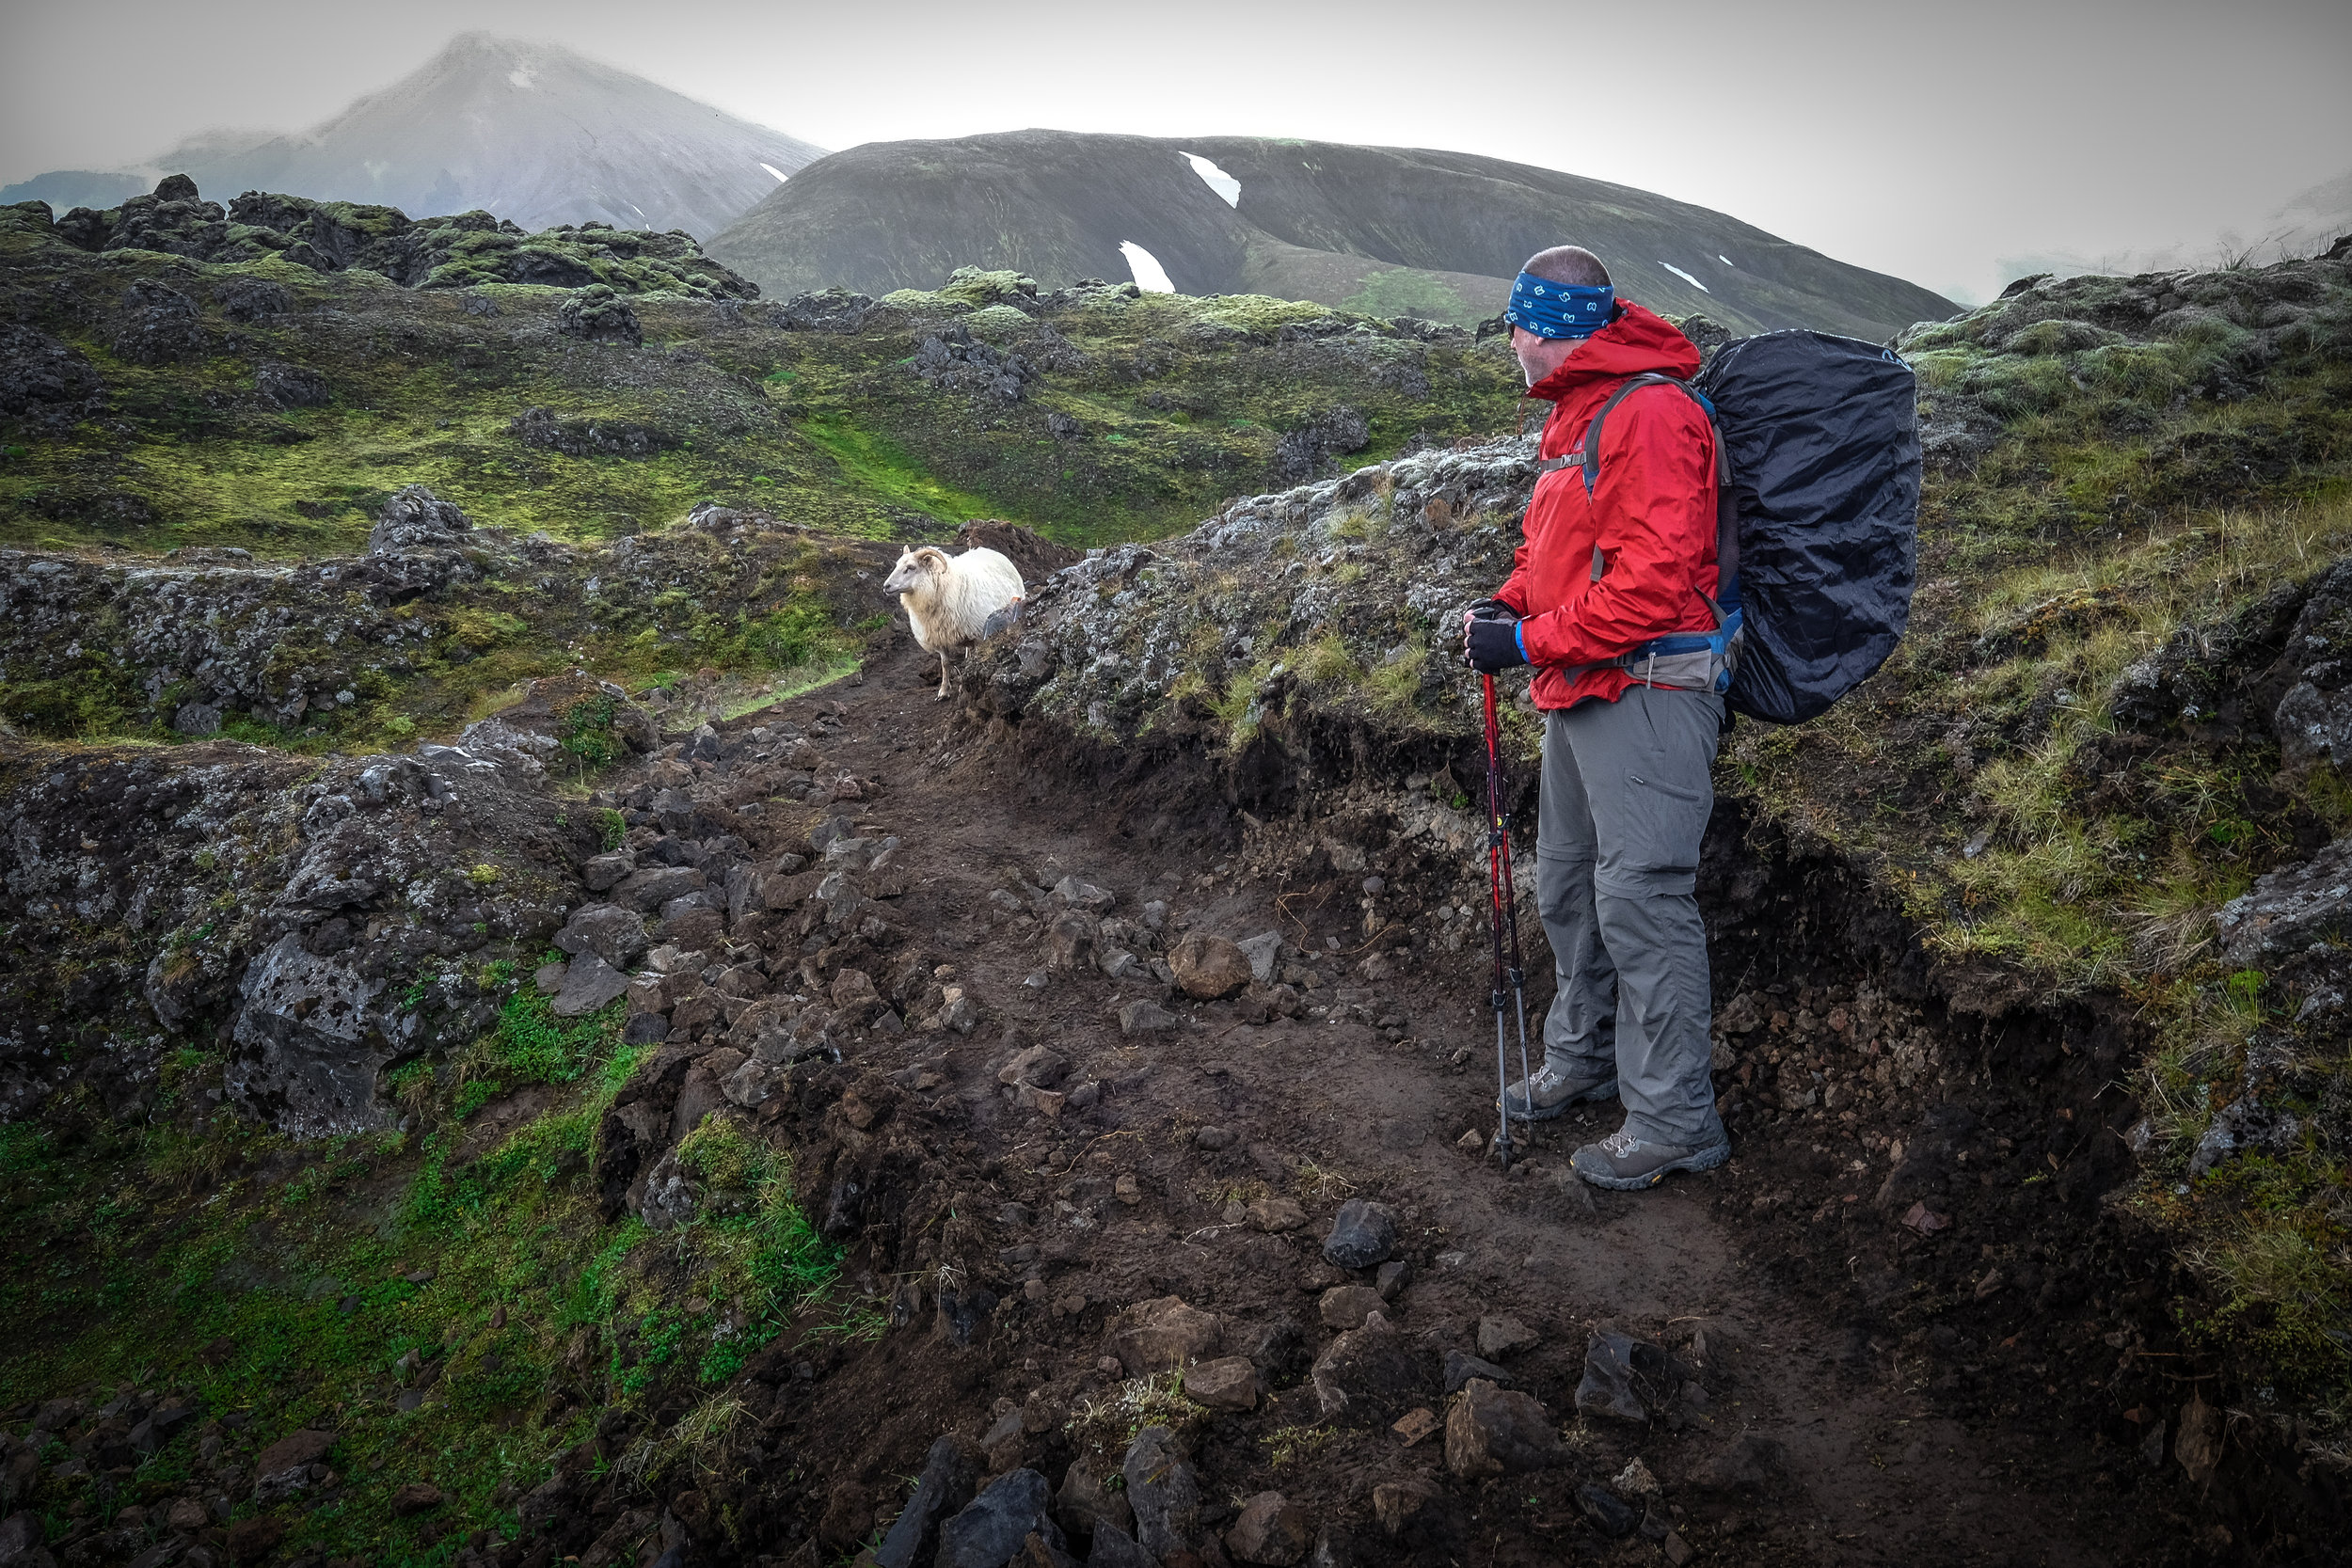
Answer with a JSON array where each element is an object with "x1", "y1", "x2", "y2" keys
[
  {"x1": 0, "y1": 34, "x2": 827, "y2": 240},
  {"x1": 709, "y1": 130, "x2": 1960, "y2": 338}
]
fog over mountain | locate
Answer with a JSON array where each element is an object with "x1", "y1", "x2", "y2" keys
[
  {"x1": 1997, "y1": 167, "x2": 2352, "y2": 284},
  {"x1": 0, "y1": 34, "x2": 827, "y2": 238}
]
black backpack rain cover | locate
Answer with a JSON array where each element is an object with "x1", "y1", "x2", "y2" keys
[{"x1": 1692, "y1": 331, "x2": 1920, "y2": 724}]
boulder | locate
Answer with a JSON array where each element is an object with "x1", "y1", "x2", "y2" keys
[
  {"x1": 1119, "y1": 998, "x2": 1180, "y2": 1037},
  {"x1": 368, "y1": 483, "x2": 470, "y2": 554},
  {"x1": 1441, "y1": 1349, "x2": 1512, "y2": 1394},
  {"x1": 1054, "y1": 1460, "x2": 1134, "y2": 1544},
  {"x1": 390, "y1": 1481, "x2": 443, "y2": 1516},
  {"x1": 1247, "y1": 1196, "x2": 1308, "y2": 1232},
  {"x1": 1052, "y1": 875, "x2": 1117, "y2": 913},
  {"x1": 1236, "y1": 930, "x2": 1283, "y2": 983},
  {"x1": 934, "y1": 1468, "x2": 1065, "y2": 1568},
  {"x1": 1083, "y1": 1522, "x2": 1156, "y2": 1568},
  {"x1": 2218, "y1": 835, "x2": 2352, "y2": 966},
  {"x1": 1106, "y1": 1296, "x2": 1221, "y2": 1374},
  {"x1": 1321, "y1": 1198, "x2": 1398, "y2": 1269},
  {"x1": 1318, "y1": 1285, "x2": 1387, "y2": 1331},
  {"x1": 1170, "y1": 932, "x2": 1252, "y2": 999},
  {"x1": 1226, "y1": 1492, "x2": 1311, "y2": 1566},
  {"x1": 554, "y1": 904, "x2": 648, "y2": 971},
  {"x1": 1575, "y1": 1330, "x2": 1670, "y2": 1423},
  {"x1": 550, "y1": 953, "x2": 630, "y2": 1017},
  {"x1": 1121, "y1": 1426, "x2": 1200, "y2": 1560},
  {"x1": 1183, "y1": 1355, "x2": 1261, "y2": 1412},
  {"x1": 1309, "y1": 1311, "x2": 1425, "y2": 1423},
  {"x1": 1475, "y1": 1315, "x2": 1540, "y2": 1359},
  {"x1": 1444, "y1": 1380, "x2": 1559, "y2": 1477},
  {"x1": 252, "y1": 1427, "x2": 335, "y2": 1481},
  {"x1": 999, "y1": 1044, "x2": 1073, "y2": 1088}
]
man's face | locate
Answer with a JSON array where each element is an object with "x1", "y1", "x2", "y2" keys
[{"x1": 1512, "y1": 325, "x2": 1581, "y2": 388}]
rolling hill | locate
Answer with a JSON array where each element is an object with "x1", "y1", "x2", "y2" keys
[{"x1": 708, "y1": 129, "x2": 1961, "y2": 338}]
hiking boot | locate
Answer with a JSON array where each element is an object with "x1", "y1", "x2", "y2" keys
[
  {"x1": 1570, "y1": 1127, "x2": 1730, "y2": 1190},
  {"x1": 1502, "y1": 1062, "x2": 1619, "y2": 1121}
]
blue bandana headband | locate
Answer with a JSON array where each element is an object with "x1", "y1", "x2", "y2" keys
[{"x1": 1503, "y1": 273, "x2": 1615, "y2": 339}]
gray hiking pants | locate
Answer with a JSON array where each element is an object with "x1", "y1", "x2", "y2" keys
[{"x1": 1535, "y1": 686, "x2": 1725, "y2": 1148}]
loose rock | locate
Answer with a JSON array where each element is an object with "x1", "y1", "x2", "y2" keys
[
  {"x1": 1121, "y1": 1425, "x2": 1202, "y2": 1560},
  {"x1": 1475, "y1": 1314, "x2": 1539, "y2": 1359},
  {"x1": 1318, "y1": 1284, "x2": 1387, "y2": 1330},
  {"x1": 1322, "y1": 1198, "x2": 1398, "y2": 1269},
  {"x1": 1170, "y1": 932, "x2": 1253, "y2": 999},
  {"x1": 1106, "y1": 1296, "x2": 1221, "y2": 1375},
  {"x1": 934, "y1": 1468, "x2": 1066, "y2": 1568},
  {"x1": 1184, "y1": 1355, "x2": 1261, "y2": 1412},
  {"x1": 1119, "y1": 999, "x2": 1179, "y2": 1037},
  {"x1": 873, "y1": 1433, "x2": 982, "y2": 1568},
  {"x1": 1054, "y1": 1461, "x2": 1134, "y2": 1544},
  {"x1": 1310, "y1": 1311, "x2": 1426, "y2": 1423},
  {"x1": 1444, "y1": 1379, "x2": 1560, "y2": 1477},
  {"x1": 1225, "y1": 1491, "x2": 1311, "y2": 1566}
]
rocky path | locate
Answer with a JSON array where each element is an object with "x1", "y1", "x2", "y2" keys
[{"x1": 584, "y1": 629, "x2": 2173, "y2": 1568}]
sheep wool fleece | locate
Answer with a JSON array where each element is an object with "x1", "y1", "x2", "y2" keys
[{"x1": 1535, "y1": 685, "x2": 1726, "y2": 1149}]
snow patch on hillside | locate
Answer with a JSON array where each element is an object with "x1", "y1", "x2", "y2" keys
[{"x1": 1121, "y1": 241, "x2": 1175, "y2": 293}]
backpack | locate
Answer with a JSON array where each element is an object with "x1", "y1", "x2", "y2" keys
[{"x1": 1574, "y1": 329, "x2": 1921, "y2": 724}]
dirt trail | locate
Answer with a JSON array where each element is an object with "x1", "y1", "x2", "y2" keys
[{"x1": 719, "y1": 631, "x2": 2179, "y2": 1567}]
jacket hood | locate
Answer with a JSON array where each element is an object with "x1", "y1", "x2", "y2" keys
[{"x1": 1524, "y1": 299, "x2": 1702, "y2": 402}]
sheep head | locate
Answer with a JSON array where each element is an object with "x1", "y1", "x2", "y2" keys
[{"x1": 883, "y1": 546, "x2": 949, "y2": 598}]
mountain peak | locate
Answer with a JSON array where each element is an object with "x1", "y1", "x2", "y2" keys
[{"x1": 2, "y1": 32, "x2": 826, "y2": 239}]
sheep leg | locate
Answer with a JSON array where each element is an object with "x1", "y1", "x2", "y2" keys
[{"x1": 936, "y1": 650, "x2": 951, "y2": 701}]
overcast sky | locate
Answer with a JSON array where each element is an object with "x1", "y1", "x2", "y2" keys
[{"x1": 4, "y1": 0, "x2": 2347, "y2": 304}]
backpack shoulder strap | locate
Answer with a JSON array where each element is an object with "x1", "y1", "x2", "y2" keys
[
  {"x1": 1579, "y1": 372, "x2": 1740, "y2": 611},
  {"x1": 1580, "y1": 373, "x2": 1727, "y2": 497}
]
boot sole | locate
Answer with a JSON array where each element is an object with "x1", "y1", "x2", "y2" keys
[
  {"x1": 1571, "y1": 1138, "x2": 1732, "y2": 1190},
  {"x1": 1503, "y1": 1076, "x2": 1620, "y2": 1122}
]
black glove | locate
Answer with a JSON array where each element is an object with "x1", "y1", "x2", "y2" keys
[
  {"x1": 1464, "y1": 613, "x2": 1529, "y2": 674},
  {"x1": 1464, "y1": 596, "x2": 1516, "y2": 623}
]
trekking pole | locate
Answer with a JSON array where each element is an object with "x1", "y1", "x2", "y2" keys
[{"x1": 1480, "y1": 673, "x2": 1534, "y2": 1170}]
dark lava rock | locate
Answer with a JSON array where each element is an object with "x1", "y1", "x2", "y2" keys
[
  {"x1": 1321, "y1": 1197, "x2": 1398, "y2": 1269},
  {"x1": 368, "y1": 483, "x2": 472, "y2": 554},
  {"x1": 1309, "y1": 1311, "x2": 1426, "y2": 1424},
  {"x1": 1574, "y1": 1483, "x2": 1639, "y2": 1539},
  {"x1": 0, "y1": 325, "x2": 105, "y2": 426},
  {"x1": 872, "y1": 1433, "x2": 981, "y2": 1568},
  {"x1": 1121, "y1": 1425, "x2": 1201, "y2": 1560},
  {"x1": 554, "y1": 904, "x2": 649, "y2": 972},
  {"x1": 1444, "y1": 1378, "x2": 1561, "y2": 1477},
  {"x1": 558, "y1": 283, "x2": 643, "y2": 346},
  {"x1": 1575, "y1": 1330, "x2": 1671, "y2": 1422},
  {"x1": 215, "y1": 277, "x2": 294, "y2": 321},
  {"x1": 1442, "y1": 1349, "x2": 1513, "y2": 1394},
  {"x1": 257, "y1": 362, "x2": 332, "y2": 409},
  {"x1": 935, "y1": 1469, "x2": 1065, "y2": 1568},
  {"x1": 111, "y1": 279, "x2": 203, "y2": 365}
]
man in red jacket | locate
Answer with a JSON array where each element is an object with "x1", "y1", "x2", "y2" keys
[{"x1": 1462, "y1": 245, "x2": 1730, "y2": 1190}]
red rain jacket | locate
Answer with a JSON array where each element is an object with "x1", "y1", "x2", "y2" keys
[{"x1": 1493, "y1": 300, "x2": 1721, "y2": 710}]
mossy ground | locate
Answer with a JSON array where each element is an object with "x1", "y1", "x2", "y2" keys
[
  {"x1": 0, "y1": 222, "x2": 1525, "y2": 559},
  {"x1": 1723, "y1": 269, "x2": 2352, "y2": 1411},
  {"x1": 0, "y1": 975, "x2": 854, "y2": 1563}
]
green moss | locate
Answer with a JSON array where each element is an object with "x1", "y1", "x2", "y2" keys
[{"x1": 1340, "y1": 268, "x2": 1472, "y2": 324}]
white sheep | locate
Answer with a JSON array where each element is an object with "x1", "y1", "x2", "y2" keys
[{"x1": 883, "y1": 545, "x2": 1026, "y2": 700}]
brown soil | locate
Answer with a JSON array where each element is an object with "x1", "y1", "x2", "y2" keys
[{"x1": 630, "y1": 629, "x2": 2289, "y2": 1567}]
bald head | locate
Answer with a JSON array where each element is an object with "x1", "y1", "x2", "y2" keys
[{"x1": 1522, "y1": 245, "x2": 1612, "y2": 289}]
